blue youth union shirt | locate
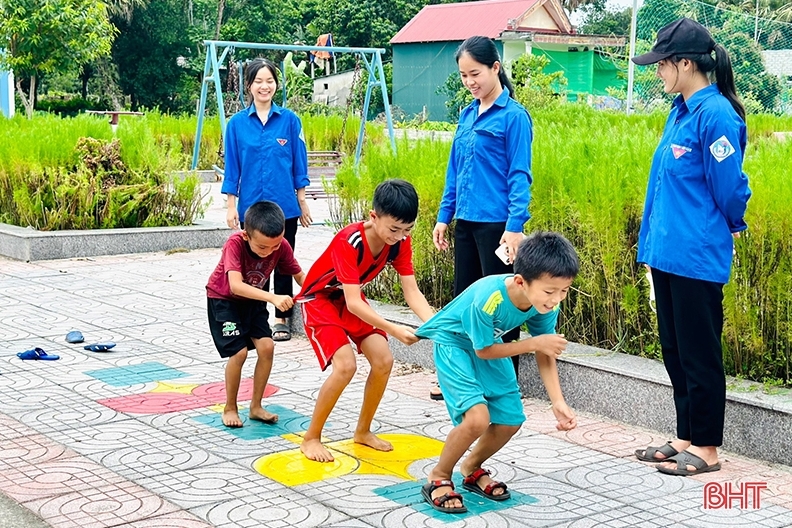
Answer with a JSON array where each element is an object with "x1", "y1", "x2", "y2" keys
[
  {"x1": 437, "y1": 89, "x2": 533, "y2": 233},
  {"x1": 415, "y1": 274, "x2": 558, "y2": 352},
  {"x1": 221, "y1": 103, "x2": 310, "y2": 222},
  {"x1": 638, "y1": 84, "x2": 751, "y2": 284}
]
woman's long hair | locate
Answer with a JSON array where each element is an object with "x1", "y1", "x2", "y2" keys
[{"x1": 455, "y1": 36, "x2": 515, "y2": 99}]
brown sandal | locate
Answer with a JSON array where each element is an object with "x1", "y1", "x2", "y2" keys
[
  {"x1": 421, "y1": 479, "x2": 467, "y2": 513},
  {"x1": 461, "y1": 468, "x2": 511, "y2": 501}
]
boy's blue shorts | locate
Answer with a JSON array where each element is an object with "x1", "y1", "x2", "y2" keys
[{"x1": 434, "y1": 342, "x2": 525, "y2": 427}]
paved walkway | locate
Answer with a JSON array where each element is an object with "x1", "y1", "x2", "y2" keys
[{"x1": 1, "y1": 187, "x2": 792, "y2": 527}]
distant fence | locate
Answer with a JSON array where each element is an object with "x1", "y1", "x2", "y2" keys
[{"x1": 627, "y1": 0, "x2": 792, "y2": 114}]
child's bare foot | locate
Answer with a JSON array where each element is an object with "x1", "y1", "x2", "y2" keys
[
  {"x1": 354, "y1": 431, "x2": 393, "y2": 452},
  {"x1": 222, "y1": 409, "x2": 243, "y2": 427},
  {"x1": 301, "y1": 439, "x2": 334, "y2": 462},
  {"x1": 248, "y1": 407, "x2": 278, "y2": 424}
]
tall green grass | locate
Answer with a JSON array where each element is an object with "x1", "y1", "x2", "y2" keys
[{"x1": 329, "y1": 105, "x2": 792, "y2": 385}]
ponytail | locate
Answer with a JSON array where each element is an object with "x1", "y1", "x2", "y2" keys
[
  {"x1": 498, "y1": 69, "x2": 516, "y2": 99},
  {"x1": 712, "y1": 44, "x2": 746, "y2": 122}
]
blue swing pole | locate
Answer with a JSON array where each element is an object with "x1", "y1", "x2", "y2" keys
[
  {"x1": 375, "y1": 51, "x2": 396, "y2": 154},
  {"x1": 191, "y1": 45, "x2": 215, "y2": 170},
  {"x1": 192, "y1": 40, "x2": 397, "y2": 171}
]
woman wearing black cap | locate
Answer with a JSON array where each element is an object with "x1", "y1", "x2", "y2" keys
[{"x1": 631, "y1": 18, "x2": 751, "y2": 477}]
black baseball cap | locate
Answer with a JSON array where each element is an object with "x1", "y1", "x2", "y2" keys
[{"x1": 632, "y1": 18, "x2": 716, "y2": 66}]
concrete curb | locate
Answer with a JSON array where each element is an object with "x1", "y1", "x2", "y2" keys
[
  {"x1": 290, "y1": 298, "x2": 792, "y2": 466},
  {"x1": 0, "y1": 221, "x2": 231, "y2": 262}
]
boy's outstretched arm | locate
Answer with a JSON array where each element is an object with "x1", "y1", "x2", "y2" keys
[
  {"x1": 293, "y1": 271, "x2": 305, "y2": 287},
  {"x1": 536, "y1": 353, "x2": 577, "y2": 431},
  {"x1": 475, "y1": 333, "x2": 567, "y2": 360},
  {"x1": 399, "y1": 274, "x2": 434, "y2": 322},
  {"x1": 341, "y1": 283, "x2": 419, "y2": 345},
  {"x1": 228, "y1": 271, "x2": 294, "y2": 313}
]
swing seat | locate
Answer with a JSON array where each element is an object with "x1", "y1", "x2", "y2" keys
[{"x1": 306, "y1": 150, "x2": 343, "y2": 199}]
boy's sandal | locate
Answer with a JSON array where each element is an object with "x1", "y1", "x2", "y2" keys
[
  {"x1": 83, "y1": 342, "x2": 116, "y2": 352},
  {"x1": 272, "y1": 323, "x2": 291, "y2": 342},
  {"x1": 429, "y1": 386, "x2": 444, "y2": 401},
  {"x1": 421, "y1": 480, "x2": 467, "y2": 514},
  {"x1": 16, "y1": 347, "x2": 60, "y2": 361},
  {"x1": 65, "y1": 330, "x2": 84, "y2": 344},
  {"x1": 461, "y1": 468, "x2": 511, "y2": 501},
  {"x1": 656, "y1": 450, "x2": 721, "y2": 476},
  {"x1": 635, "y1": 441, "x2": 678, "y2": 462}
]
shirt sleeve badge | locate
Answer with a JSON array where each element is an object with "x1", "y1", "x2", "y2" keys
[
  {"x1": 277, "y1": 138, "x2": 288, "y2": 146},
  {"x1": 709, "y1": 135, "x2": 735, "y2": 163}
]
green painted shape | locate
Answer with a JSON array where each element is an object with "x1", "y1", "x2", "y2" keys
[
  {"x1": 193, "y1": 404, "x2": 314, "y2": 440},
  {"x1": 373, "y1": 473, "x2": 538, "y2": 522}
]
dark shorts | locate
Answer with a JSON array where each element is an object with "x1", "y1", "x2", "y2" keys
[{"x1": 207, "y1": 298, "x2": 272, "y2": 358}]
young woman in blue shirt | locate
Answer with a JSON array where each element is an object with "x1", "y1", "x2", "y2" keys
[
  {"x1": 222, "y1": 58, "x2": 312, "y2": 341},
  {"x1": 432, "y1": 36, "x2": 533, "y2": 391},
  {"x1": 631, "y1": 18, "x2": 751, "y2": 477}
]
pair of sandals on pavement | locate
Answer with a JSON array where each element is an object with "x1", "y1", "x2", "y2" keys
[
  {"x1": 635, "y1": 441, "x2": 721, "y2": 476},
  {"x1": 421, "y1": 468, "x2": 510, "y2": 514}
]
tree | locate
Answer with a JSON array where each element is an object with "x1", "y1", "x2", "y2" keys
[
  {"x1": 577, "y1": 0, "x2": 632, "y2": 36},
  {"x1": 560, "y1": 0, "x2": 598, "y2": 15},
  {"x1": 112, "y1": 0, "x2": 195, "y2": 111},
  {"x1": 0, "y1": 0, "x2": 116, "y2": 118}
]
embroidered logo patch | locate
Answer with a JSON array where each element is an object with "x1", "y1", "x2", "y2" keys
[
  {"x1": 671, "y1": 144, "x2": 692, "y2": 159},
  {"x1": 222, "y1": 321, "x2": 240, "y2": 337},
  {"x1": 277, "y1": 138, "x2": 288, "y2": 146},
  {"x1": 709, "y1": 135, "x2": 735, "y2": 163}
]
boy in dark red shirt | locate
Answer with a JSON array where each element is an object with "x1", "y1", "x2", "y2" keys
[
  {"x1": 207, "y1": 201, "x2": 305, "y2": 427},
  {"x1": 297, "y1": 179, "x2": 435, "y2": 462}
]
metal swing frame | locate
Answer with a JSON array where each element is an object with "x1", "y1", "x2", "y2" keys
[{"x1": 190, "y1": 40, "x2": 397, "y2": 170}]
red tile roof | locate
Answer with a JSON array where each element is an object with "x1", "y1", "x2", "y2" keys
[{"x1": 391, "y1": 0, "x2": 544, "y2": 44}]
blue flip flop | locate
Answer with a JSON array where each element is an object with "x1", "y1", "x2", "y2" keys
[
  {"x1": 83, "y1": 342, "x2": 116, "y2": 352},
  {"x1": 65, "y1": 330, "x2": 84, "y2": 344},
  {"x1": 17, "y1": 348, "x2": 60, "y2": 361}
]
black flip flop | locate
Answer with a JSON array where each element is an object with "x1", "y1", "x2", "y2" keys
[
  {"x1": 272, "y1": 323, "x2": 291, "y2": 342},
  {"x1": 635, "y1": 441, "x2": 679, "y2": 462},
  {"x1": 657, "y1": 450, "x2": 721, "y2": 476}
]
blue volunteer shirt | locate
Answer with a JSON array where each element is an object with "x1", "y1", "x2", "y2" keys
[
  {"x1": 437, "y1": 89, "x2": 533, "y2": 233},
  {"x1": 638, "y1": 84, "x2": 751, "y2": 284},
  {"x1": 221, "y1": 103, "x2": 310, "y2": 222},
  {"x1": 415, "y1": 274, "x2": 558, "y2": 351}
]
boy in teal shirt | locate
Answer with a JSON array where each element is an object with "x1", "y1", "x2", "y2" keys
[{"x1": 416, "y1": 231, "x2": 580, "y2": 514}]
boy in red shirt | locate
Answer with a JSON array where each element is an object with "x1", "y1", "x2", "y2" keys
[
  {"x1": 297, "y1": 179, "x2": 434, "y2": 462},
  {"x1": 207, "y1": 201, "x2": 305, "y2": 427}
]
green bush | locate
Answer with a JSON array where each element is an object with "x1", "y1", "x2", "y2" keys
[
  {"x1": 0, "y1": 114, "x2": 208, "y2": 230},
  {"x1": 329, "y1": 104, "x2": 792, "y2": 386}
]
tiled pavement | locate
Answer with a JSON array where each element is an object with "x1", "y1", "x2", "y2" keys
[{"x1": 1, "y1": 190, "x2": 792, "y2": 527}]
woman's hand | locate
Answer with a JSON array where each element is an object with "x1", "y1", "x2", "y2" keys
[
  {"x1": 499, "y1": 231, "x2": 524, "y2": 265},
  {"x1": 432, "y1": 222, "x2": 449, "y2": 251},
  {"x1": 226, "y1": 207, "x2": 240, "y2": 230},
  {"x1": 299, "y1": 199, "x2": 312, "y2": 228}
]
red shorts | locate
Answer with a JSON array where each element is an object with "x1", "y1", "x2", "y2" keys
[{"x1": 300, "y1": 291, "x2": 387, "y2": 371}]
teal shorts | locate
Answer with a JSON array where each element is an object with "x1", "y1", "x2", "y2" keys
[{"x1": 434, "y1": 342, "x2": 525, "y2": 427}]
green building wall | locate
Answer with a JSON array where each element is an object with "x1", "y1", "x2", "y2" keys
[
  {"x1": 393, "y1": 41, "x2": 624, "y2": 119},
  {"x1": 392, "y1": 41, "x2": 504, "y2": 121}
]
